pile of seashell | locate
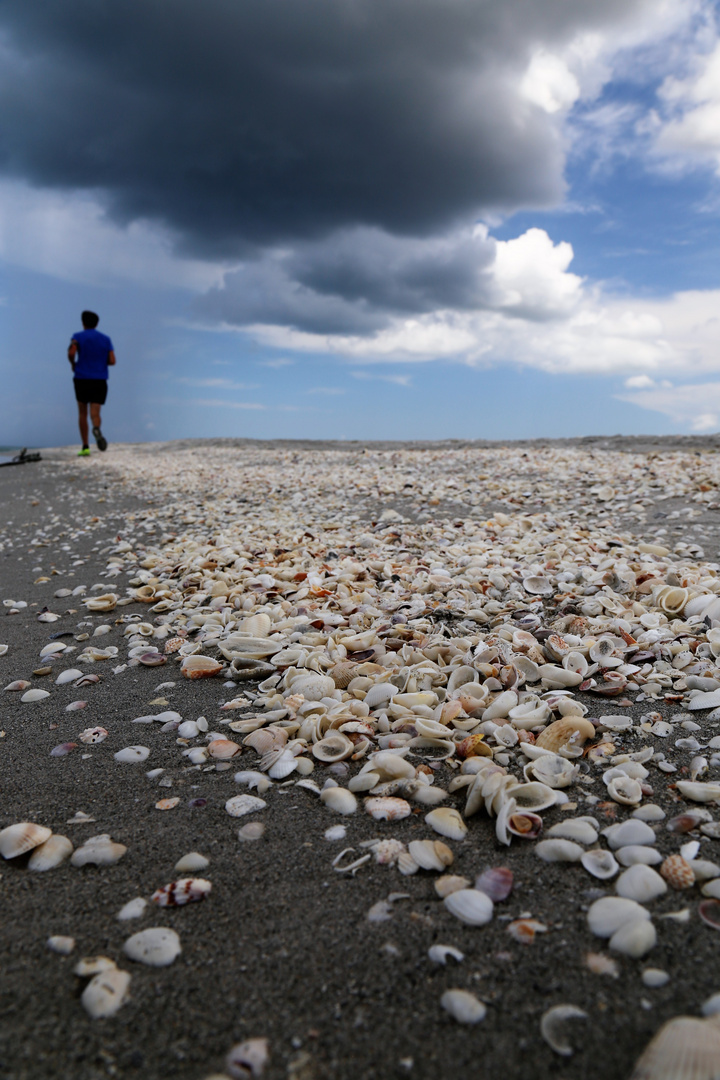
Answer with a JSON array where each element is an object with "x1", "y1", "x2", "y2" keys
[{"x1": 7, "y1": 442, "x2": 720, "y2": 1077}]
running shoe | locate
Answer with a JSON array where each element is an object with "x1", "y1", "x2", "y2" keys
[
  {"x1": 78, "y1": 447, "x2": 91, "y2": 457},
  {"x1": 92, "y1": 425, "x2": 108, "y2": 452}
]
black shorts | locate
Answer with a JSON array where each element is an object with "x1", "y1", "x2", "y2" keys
[{"x1": 74, "y1": 378, "x2": 108, "y2": 404}]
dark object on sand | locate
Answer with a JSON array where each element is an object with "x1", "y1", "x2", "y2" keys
[{"x1": 0, "y1": 448, "x2": 42, "y2": 468}]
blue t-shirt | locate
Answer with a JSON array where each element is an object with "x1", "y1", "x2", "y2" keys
[{"x1": 72, "y1": 328, "x2": 114, "y2": 380}]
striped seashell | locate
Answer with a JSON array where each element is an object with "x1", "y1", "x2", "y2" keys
[
  {"x1": 660, "y1": 854, "x2": 696, "y2": 890},
  {"x1": 151, "y1": 878, "x2": 212, "y2": 907}
]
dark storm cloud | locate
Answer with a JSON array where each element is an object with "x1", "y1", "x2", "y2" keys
[
  {"x1": 198, "y1": 227, "x2": 499, "y2": 333},
  {"x1": 0, "y1": 0, "x2": 650, "y2": 254},
  {"x1": 0, "y1": 0, "x2": 654, "y2": 333}
]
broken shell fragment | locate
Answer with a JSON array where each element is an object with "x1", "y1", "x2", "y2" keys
[
  {"x1": 151, "y1": 878, "x2": 212, "y2": 906},
  {"x1": 428, "y1": 944, "x2": 464, "y2": 965},
  {"x1": 225, "y1": 794, "x2": 267, "y2": 817},
  {"x1": 540, "y1": 1004, "x2": 588, "y2": 1057},
  {"x1": 425, "y1": 807, "x2": 468, "y2": 840},
  {"x1": 226, "y1": 1037, "x2": 270, "y2": 1079},
  {"x1": 27, "y1": 834, "x2": 73, "y2": 871},
  {"x1": 71, "y1": 834, "x2": 127, "y2": 867},
  {"x1": 440, "y1": 989, "x2": 486, "y2": 1025}
]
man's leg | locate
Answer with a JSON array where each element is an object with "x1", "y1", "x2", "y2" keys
[
  {"x1": 77, "y1": 401, "x2": 89, "y2": 447},
  {"x1": 90, "y1": 402, "x2": 107, "y2": 451}
]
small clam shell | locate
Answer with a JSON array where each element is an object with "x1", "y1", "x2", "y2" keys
[
  {"x1": 509, "y1": 781, "x2": 557, "y2": 812},
  {"x1": 175, "y1": 852, "x2": 210, "y2": 873},
  {"x1": 55, "y1": 668, "x2": 84, "y2": 685},
  {"x1": 320, "y1": 787, "x2": 358, "y2": 815},
  {"x1": 535, "y1": 717, "x2": 595, "y2": 754},
  {"x1": 365, "y1": 796, "x2": 412, "y2": 822},
  {"x1": 609, "y1": 918, "x2": 657, "y2": 958},
  {"x1": 226, "y1": 1037, "x2": 270, "y2": 1080},
  {"x1": 548, "y1": 820, "x2": 598, "y2": 845},
  {"x1": 225, "y1": 794, "x2": 267, "y2": 817},
  {"x1": 434, "y1": 874, "x2": 471, "y2": 898},
  {"x1": 456, "y1": 734, "x2": 492, "y2": 759},
  {"x1": 508, "y1": 811, "x2": 543, "y2": 839},
  {"x1": 408, "y1": 840, "x2": 453, "y2": 872},
  {"x1": 587, "y1": 896, "x2": 650, "y2": 937},
  {"x1": 207, "y1": 738, "x2": 242, "y2": 760},
  {"x1": 238, "y1": 821, "x2": 265, "y2": 841},
  {"x1": 475, "y1": 866, "x2": 513, "y2": 901},
  {"x1": 21, "y1": 688, "x2": 51, "y2": 702},
  {"x1": 180, "y1": 655, "x2": 223, "y2": 679},
  {"x1": 581, "y1": 849, "x2": 619, "y2": 880},
  {"x1": 540, "y1": 1004, "x2": 588, "y2": 1057},
  {"x1": 81, "y1": 968, "x2": 131, "y2": 1019},
  {"x1": 628, "y1": 1016, "x2": 720, "y2": 1080},
  {"x1": 0, "y1": 822, "x2": 52, "y2": 859},
  {"x1": 616, "y1": 845, "x2": 663, "y2": 867},
  {"x1": 425, "y1": 807, "x2": 467, "y2": 840},
  {"x1": 602, "y1": 820, "x2": 656, "y2": 850},
  {"x1": 616, "y1": 865, "x2": 667, "y2": 903},
  {"x1": 607, "y1": 775, "x2": 643, "y2": 806},
  {"x1": 4, "y1": 680, "x2": 31, "y2": 691},
  {"x1": 151, "y1": 878, "x2": 212, "y2": 906},
  {"x1": 443, "y1": 888, "x2": 493, "y2": 926},
  {"x1": 114, "y1": 746, "x2": 150, "y2": 764},
  {"x1": 524, "y1": 755, "x2": 578, "y2": 789},
  {"x1": 440, "y1": 988, "x2": 486, "y2": 1025},
  {"x1": 123, "y1": 927, "x2": 181, "y2": 967},
  {"x1": 47, "y1": 935, "x2": 75, "y2": 955},
  {"x1": 535, "y1": 839, "x2": 584, "y2": 863},
  {"x1": 27, "y1": 834, "x2": 73, "y2": 871},
  {"x1": 312, "y1": 734, "x2": 355, "y2": 762},
  {"x1": 71, "y1": 835, "x2": 127, "y2": 867}
]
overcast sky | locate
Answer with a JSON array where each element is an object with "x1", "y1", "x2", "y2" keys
[{"x1": 2, "y1": 0, "x2": 720, "y2": 446}]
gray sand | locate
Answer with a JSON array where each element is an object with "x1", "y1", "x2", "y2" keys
[{"x1": 2, "y1": 439, "x2": 720, "y2": 1080}]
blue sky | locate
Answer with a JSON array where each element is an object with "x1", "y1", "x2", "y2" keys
[{"x1": 1, "y1": 0, "x2": 720, "y2": 446}]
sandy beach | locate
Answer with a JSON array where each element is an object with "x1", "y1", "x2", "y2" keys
[{"x1": 3, "y1": 437, "x2": 720, "y2": 1080}]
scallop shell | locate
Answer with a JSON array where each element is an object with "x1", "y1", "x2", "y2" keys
[
  {"x1": 628, "y1": 1016, "x2": 720, "y2": 1080},
  {"x1": 180, "y1": 655, "x2": 223, "y2": 679},
  {"x1": 151, "y1": 878, "x2": 212, "y2": 906},
  {"x1": 27, "y1": 834, "x2": 73, "y2": 871},
  {"x1": 0, "y1": 822, "x2": 52, "y2": 859},
  {"x1": 425, "y1": 807, "x2": 468, "y2": 840},
  {"x1": 660, "y1": 854, "x2": 696, "y2": 890},
  {"x1": 535, "y1": 717, "x2": 595, "y2": 754},
  {"x1": 440, "y1": 989, "x2": 486, "y2": 1024},
  {"x1": 123, "y1": 927, "x2": 181, "y2": 967},
  {"x1": 443, "y1": 888, "x2": 493, "y2": 926},
  {"x1": 365, "y1": 796, "x2": 412, "y2": 822}
]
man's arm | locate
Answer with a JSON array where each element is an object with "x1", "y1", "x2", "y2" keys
[
  {"x1": 68, "y1": 340, "x2": 77, "y2": 370},
  {"x1": 108, "y1": 350, "x2": 116, "y2": 366}
]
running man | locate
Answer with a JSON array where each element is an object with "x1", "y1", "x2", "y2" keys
[{"x1": 67, "y1": 311, "x2": 116, "y2": 456}]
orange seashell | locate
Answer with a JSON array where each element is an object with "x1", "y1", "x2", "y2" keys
[
  {"x1": 207, "y1": 738, "x2": 241, "y2": 760},
  {"x1": 164, "y1": 637, "x2": 184, "y2": 654},
  {"x1": 456, "y1": 734, "x2": 493, "y2": 759},
  {"x1": 660, "y1": 854, "x2": 695, "y2": 890},
  {"x1": 155, "y1": 798, "x2": 180, "y2": 811},
  {"x1": 180, "y1": 655, "x2": 223, "y2": 680}
]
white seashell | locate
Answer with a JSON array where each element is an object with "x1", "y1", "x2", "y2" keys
[
  {"x1": 443, "y1": 888, "x2": 493, "y2": 926},
  {"x1": 524, "y1": 575, "x2": 553, "y2": 596},
  {"x1": 535, "y1": 839, "x2": 584, "y2": 863},
  {"x1": 267, "y1": 749, "x2": 298, "y2": 779},
  {"x1": 238, "y1": 821, "x2": 265, "y2": 841},
  {"x1": 226, "y1": 1037, "x2": 270, "y2": 1080},
  {"x1": 123, "y1": 927, "x2": 181, "y2": 967},
  {"x1": 548, "y1": 820, "x2": 598, "y2": 845},
  {"x1": 117, "y1": 897, "x2": 148, "y2": 921},
  {"x1": 397, "y1": 852, "x2": 419, "y2": 875},
  {"x1": 74, "y1": 955, "x2": 116, "y2": 977},
  {"x1": 540, "y1": 1005, "x2": 587, "y2": 1057},
  {"x1": 408, "y1": 840, "x2": 453, "y2": 872},
  {"x1": 177, "y1": 720, "x2": 200, "y2": 738},
  {"x1": 84, "y1": 593, "x2": 118, "y2": 611},
  {"x1": 701, "y1": 992, "x2": 720, "y2": 1017},
  {"x1": 508, "y1": 781, "x2": 557, "y2": 812},
  {"x1": 47, "y1": 935, "x2": 75, "y2": 955},
  {"x1": 79, "y1": 726, "x2": 108, "y2": 744},
  {"x1": 27, "y1": 834, "x2": 73, "y2": 871},
  {"x1": 0, "y1": 821, "x2": 52, "y2": 859},
  {"x1": 642, "y1": 968, "x2": 670, "y2": 988},
  {"x1": 365, "y1": 796, "x2": 412, "y2": 822},
  {"x1": 312, "y1": 734, "x2": 355, "y2": 762},
  {"x1": 440, "y1": 988, "x2": 486, "y2": 1025},
  {"x1": 71, "y1": 834, "x2": 127, "y2": 867},
  {"x1": 587, "y1": 896, "x2": 651, "y2": 937},
  {"x1": 524, "y1": 755, "x2": 578, "y2": 789},
  {"x1": 324, "y1": 825, "x2": 347, "y2": 842},
  {"x1": 55, "y1": 669, "x2": 84, "y2": 685},
  {"x1": 609, "y1": 918, "x2": 656, "y2": 958},
  {"x1": 320, "y1": 787, "x2": 358, "y2": 815},
  {"x1": 633, "y1": 804, "x2": 666, "y2": 822},
  {"x1": 0, "y1": 644, "x2": 7, "y2": 656},
  {"x1": 175, "y1": 852, "x2": 210, "y2": 873},
  {"x1": 607, "y1": 775, "x2": 643, "y2": 806},
  {"x1": 234, "y1": 770, "x2": 272, "y2": 795},
  {"x1": 616, "y1": 865, "x2": 667, "y2": 902},
  {"x1": 581, "y1": 849, "x2": 619, "y2": 880},
  {"x1": 21, "y1": 688, "x2": 50, "y2": 702},
  {"x1": 114, "y1": 746, "x2": 150, "y2": 764},
  {"x1": 602, "y1": 820, "x2": 656, "y2": 850},
  {"x1": 428, "y1": 944, "x2": 464, "y2": 965},
  {"x1": 82, "y1": 968, "x2": 131, "y2": 1019},
  {"x1": 616, "y1": 845, "x2": 663, "y2": 867},
  {"x1": 675, "y1": 780, "x2": 720, "y2": 803},
  {"x1": 628, "y1": 1015, "x2": 720, "y2": 1080},
  {"x1": 701, "y1": 880, "x2": 720, "y2": 899},
  {"x1": 435, "y1": 874, "x2": 472, "y2": 898},
  {"x1": 688, "y1": 690, "x2": 720, "y2": 711},
  {"x1": 425, "y1": 807, "x2": 468, "y2": 841},
  {"x1": 40, "y1": 641, "x2": 67, "y2": 657},
  {"x1": 225, "y1": 794, "x2": 267, "y2": 817}
]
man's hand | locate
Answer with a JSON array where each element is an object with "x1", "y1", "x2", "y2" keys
[
  {"x1": 68, "y1": 340, "x2": 77, "y2": 369},
  {"x1": 108, "y1": 350, "x2": 116, "y2": 366}
]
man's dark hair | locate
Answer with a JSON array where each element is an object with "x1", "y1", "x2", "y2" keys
[{"x1": 81, "y1": 310, "x2": 99, "y2": 328}]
